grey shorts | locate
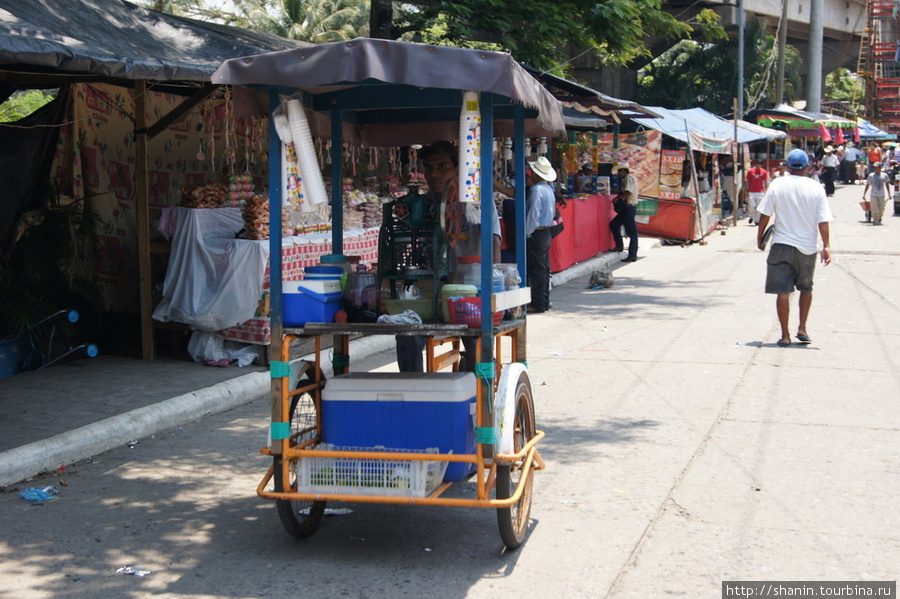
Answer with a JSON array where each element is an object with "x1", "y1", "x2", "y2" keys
[{"x1": 765, "y1": 243, "x2": 817, "y2": 294}]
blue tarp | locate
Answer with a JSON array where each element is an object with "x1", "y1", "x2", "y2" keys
[
  {"x1": 632, "y1": 106, "x2": 774, "y2": 152},
  {"x1": 857, "y1": 119, "x2": 896, "y2": 140}
]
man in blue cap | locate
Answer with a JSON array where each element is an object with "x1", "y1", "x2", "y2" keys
[{"x1": 756, "y1": 148, "x2": 833, "y2": 347}]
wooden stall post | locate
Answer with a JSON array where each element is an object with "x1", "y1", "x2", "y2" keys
[{"x1": 135, "y1": 80, "x2": 154, "y2": 361}]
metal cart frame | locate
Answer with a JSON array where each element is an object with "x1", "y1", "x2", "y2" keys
[{"x1": 213, "y1": 38, "x2": 565, "y2": 549}]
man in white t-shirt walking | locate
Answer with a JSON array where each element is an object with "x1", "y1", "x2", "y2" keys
[{"x1": 757, "y1": 148, "x2": 833, "y2": 347}]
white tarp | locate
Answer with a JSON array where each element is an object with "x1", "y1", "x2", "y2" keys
[{"x1": 152, "y1": 207, "x2": 267, "y2": 332}]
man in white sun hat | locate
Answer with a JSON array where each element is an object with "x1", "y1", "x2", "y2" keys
[
  {"x1": 609, "y1": 161, "x2": 639, "y2": 262},
  {"x1": 525, "y1": 156, "x2": 557, "y2": 313}
]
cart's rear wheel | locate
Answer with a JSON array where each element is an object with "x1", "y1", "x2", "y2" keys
[
  {"x1": 496, "y1": 371, "x2": 536, "y2": 550},
  {"x1": 275, "y1": 364, "x2": 326, "y2": 538}
]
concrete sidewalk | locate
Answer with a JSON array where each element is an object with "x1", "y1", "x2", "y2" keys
[{"x1": 0, "y1": 240, "x2": 644, "y2": 487}]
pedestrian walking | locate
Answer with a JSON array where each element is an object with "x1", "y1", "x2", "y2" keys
[
  {"x1": 862, "y1": 161, "x2": 891, "y2": 225},
  {"x1": 820, "y1": 145, "x2": 839, "y2": 197},
  {"x1": 841, "y1": 143, "x2": 861, "y2": 184},
  {"x1": 745, "y1": 159, "x2": 769, "y2": 225},
  {"x1": 756, "y1": 148, "x2": 833, "y2": 347}
]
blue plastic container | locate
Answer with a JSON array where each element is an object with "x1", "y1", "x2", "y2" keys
[
  {"x1": 321, "y1": 372, "x2": 477, "y2": 481},
  {"x1": 304, "y1": 265, "x2": 343, "y2": 277},
  {"x1": 283, "y1": 288, "x2": 343, "y2": 326}
]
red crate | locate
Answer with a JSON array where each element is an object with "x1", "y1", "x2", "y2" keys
[{"x1": 446, "y1": 297, "x2": 503, "y2": 328}]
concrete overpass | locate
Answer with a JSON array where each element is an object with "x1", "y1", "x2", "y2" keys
[{"x1": 574, "y1": 0, "x2": 867, "y2": 106}]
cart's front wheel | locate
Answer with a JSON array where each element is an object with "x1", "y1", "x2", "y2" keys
[
  {"x1": 496, "y1": 371, "x2": 536, "y2": 550},
  {"x1": 274, "y1": 363, "x2": 326, "y2": 538}
]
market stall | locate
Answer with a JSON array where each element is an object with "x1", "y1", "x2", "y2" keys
[
  {"x1": 629, "y1": 106, "x2": 775, "y2": 242},
  {"x1": 518, "y1": 69, "x2": 659, "y2": 267},
  {"x1": 747, "y1": 106, "x2": 860, "y2": 170}
]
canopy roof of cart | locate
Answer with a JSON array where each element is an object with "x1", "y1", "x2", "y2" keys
[{"x1": 211, "y1": 37, "x2": 566, "y2": 146}]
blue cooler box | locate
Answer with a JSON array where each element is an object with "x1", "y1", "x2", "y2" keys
[
  {"x1": 322, "y1": 372, "x2": 477, "y2": 481},
  {"x1": 284, "y1": 283, "x2": 343, "y2": 327}
]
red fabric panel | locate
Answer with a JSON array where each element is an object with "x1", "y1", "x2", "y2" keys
[
  {"x1": 549, "y1": 200, "x2": 575, "y2": 272},
  {"x1": 636, "y1": 197, "x2": 697, "y2": 242},
  {"x1": 549, "y1": 194, "x2": 615, "y2": 272}
]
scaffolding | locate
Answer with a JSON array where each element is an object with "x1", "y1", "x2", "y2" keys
[{"x1": 863, "y1": 0, "x2": 900, "y2": 132}]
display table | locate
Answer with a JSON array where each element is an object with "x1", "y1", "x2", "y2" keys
[
  {"x1": 550, "y1": 194, "x2": 616, "y2": 273},
  {"x1": 152, "y1": 207, "x2": 379, "y2": 342}
]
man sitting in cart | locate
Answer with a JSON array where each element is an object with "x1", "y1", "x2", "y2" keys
[{"x1": 396, "y1": 140, "x2": 501, "y2": 372}]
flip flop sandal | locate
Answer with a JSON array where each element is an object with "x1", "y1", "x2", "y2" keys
[{"x1": 795, "y1": 334, "x2": 812, "y2": 344}]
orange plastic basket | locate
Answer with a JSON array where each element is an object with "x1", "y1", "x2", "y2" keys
[{"x1": 446, "y1": 297, "x2": 502, "y2": 328}]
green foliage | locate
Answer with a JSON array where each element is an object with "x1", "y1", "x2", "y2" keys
[
  {"x1": 636, "y1": 18, "x2": 803, "y2": 113},
  {"x1": 826, "y1": 68, "x2": 864, "y2": 110},
  {"x1": 135, "y1": 0, "x2": 370, "y2": 40},
  {"x1": 247, "y1": 0, "x2": 370, "y2": 42},
  {"x1": 0, "y1": 90, "x2": 57, "y2": 123},
  {"x1": 136, "y1": 0, "x2": 701, "y2": 71},
  {"x1": 411, "y1": 0, "x2": 691, "y2": 71},
  {"x1": 0, "y1": 183, "x2": 104, "y2": 339}
]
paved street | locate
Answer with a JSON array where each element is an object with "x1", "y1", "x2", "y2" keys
[{"x1": 1, "y1": 180, "x2": 897, "y2": 598}]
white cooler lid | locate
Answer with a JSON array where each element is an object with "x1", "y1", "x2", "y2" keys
[{"x1": 323, "y1": 372, "x2": 476, "y2": 402}]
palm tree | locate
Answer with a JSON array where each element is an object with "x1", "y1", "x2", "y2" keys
[{"x1": 247, "y1": 0, "x2": 370, "y2": 42}]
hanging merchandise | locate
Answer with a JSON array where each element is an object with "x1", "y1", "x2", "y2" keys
[
  {"x1": 227, "y1": 173, "x2": 255, "y2": 207},
  {"x1": 286, "y1": 98, "x2": 328, "y2": 206},
  {"x1": 222, "y1": 87, "x2": 236, "y2": 174},
  {"x1": 458, "y1": 91, "x2": 481, "y2": 204},
  {"x1": 254, "y1": 117, "x2": 267, "y2": 163},
  {"x1": 408, "y1": 146, "x2": 424, "y2": 186},
  {"x1": 207, "y1": 108, "x2": 216, "y2": 172},
  {"x1": 272, "y1": 106, "x2": 312, "y2": 214},
  {"x1": 503, "y1": 138, "x2": 513, "y2": 161}
]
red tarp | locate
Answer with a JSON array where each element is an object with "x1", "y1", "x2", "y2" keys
[
  {"x1": 636, "y1": 197, "x2": 697, "y2": 242},
  {"x1": 550, "y1": 194, "x2": 615, "y2": 272}
]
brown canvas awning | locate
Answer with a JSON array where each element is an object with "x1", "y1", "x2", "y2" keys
[{"x1": 212, "y1": 38, "x2": 566, "y2": 146}]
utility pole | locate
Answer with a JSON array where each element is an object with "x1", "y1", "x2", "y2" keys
[
  {"x1": 775, "y1": 0, "x2": 790, "y2": 106},
  {"x1": 807, "y1": 0, "x2": 824, "y2": 111},
  {"x1": 733, "y1": 0, "x2": 745, "y2": 227},
  {"x1": 737, "y1": 0, "x2": 744, "y2": 120}
]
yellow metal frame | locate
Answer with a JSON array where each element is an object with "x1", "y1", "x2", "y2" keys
[{"x1": 258, "y1": 324, "x2": 544, "y2": 508}]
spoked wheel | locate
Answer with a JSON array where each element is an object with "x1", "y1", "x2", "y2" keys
[
  {"x1": 496, "y1": 371, "x2": 536, "y2": 550},
  {"x1": 274, "y1": 363, "x2": 326, "y2": 538}
]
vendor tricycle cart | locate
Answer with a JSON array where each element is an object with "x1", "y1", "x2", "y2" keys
[{"x1": 213, "y1": 38, "x2": 564, "y2": 549}]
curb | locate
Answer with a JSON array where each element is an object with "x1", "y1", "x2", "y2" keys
[
  {"x1": 0, "y1": 245, "x2": 651, "y2": 486},
  {"x1": 0, "y1": 371, "x2": 270, "y2": 487}
]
